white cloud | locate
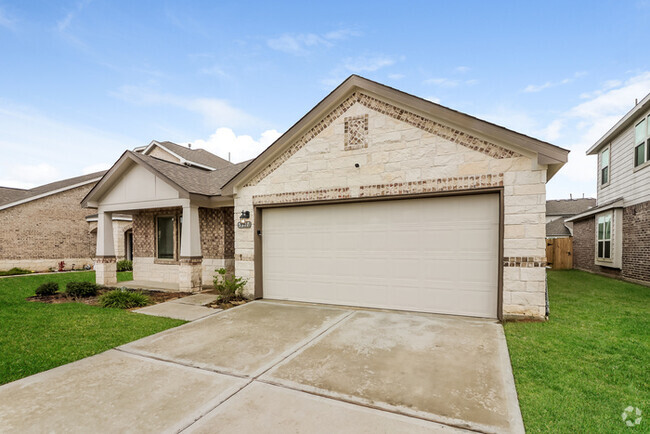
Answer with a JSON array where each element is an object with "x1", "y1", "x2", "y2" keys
[
  {"x1": 192, "y1": 128, "x2": 281, "y2": 163},
  {"x1": 56, "y1": 0, "x2": 90, "y2": 32},
  {"x1": 0, "y1": 7, "x2": 16, "y2": 30},
  {"x1": 425, "y1": 96, "x2": 441, "y2": 104},
  {"x1": 0, "y1": 100, "x2": 136, "y2": 188},
  {"x1": 455, "y1": 66, "x2": 470, "y2": 73},
  {"x1": 82, "y1": 163, "x2": 112, "y2": 174},
  {"x1": 0, "y1": 163, "x2": 60, "y2": 189},
  {"x1": 268, "y1": 29, "x2": 360, "y2": 55},
  {"x1": 388, "y1": 73, "x2": 405, "y2": 80},
  {"x1": 424, "y1": 77, "x2": 478, "y2": 88},
  {"x1": 111, "y1": 86, "x2": 258, "y2": 129},
  {"x1": 342, "y1": 56, "x2": 395, "y2": 73},
  {"x1": 523, "y1": 71, "x2": 586, "y2": 93},
  {"x1": 198, "y1": 65, "x2": 228, "y2": 77}
]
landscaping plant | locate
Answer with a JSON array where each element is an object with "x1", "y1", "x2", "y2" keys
[
  {"x1": 35, "y1": 282, "x2": 59, "y2": 296},
  {"x1": 116, "y1": 260, "x2": 133, "y2": 272},
  {"x1": 0, "y1": 268, "x2": 33, "y2": 277},
  {"x1": 213, "y1": 268, "x2": 248, "y2": 303},
  {"x1": 65, "y1": 281, "x2": 99, "y2": 298},
  {"x1": 99, "y1": 288, "x2": 150, "y2": 309}
]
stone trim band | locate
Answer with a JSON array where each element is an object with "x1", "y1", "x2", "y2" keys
[{"x1": 245, "y1": 92, "x2": 521, "y2": 187}]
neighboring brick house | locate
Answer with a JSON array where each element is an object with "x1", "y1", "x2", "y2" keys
[
  {"x1": 0, "y1": 172, "x2": 131, "y2": 272},
  {"x1": 568, "y1": 92, "x2": 650, "y2": 285},
  {"x1": 546, "y1": 198, "x2": 596, "y2": 238},
  {"x1": 83, "y1": 75, "x2": 568, "y2": 320}
]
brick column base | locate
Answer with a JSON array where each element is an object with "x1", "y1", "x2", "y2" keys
[
  {"x1": 95, "y1": 256, "x2": 117, "y2": 286},
  {"x1": 179, "y1": 257, "x2": 203, "y2": 292}
]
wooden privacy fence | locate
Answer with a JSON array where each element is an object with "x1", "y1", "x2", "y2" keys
[{"x1": 546, "y1": 237, "x2": 573, "y2": 269}]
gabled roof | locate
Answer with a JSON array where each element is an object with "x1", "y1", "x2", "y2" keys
[
  {"x1": 587, "y1": 91, "x2": 650, "y2": 155},
  {"x1": 82, "y1": 147, "x2": 251, "y2": 207},
  {"x1": 221, "y1": 75, "x2": 570, "y2": 194},
  {"x1": 565, "y1": 197, "x2": 625, "y2": 222},
  {"x1": 0, "y1": 171, "x2": 106, "y2": 210},
  {"x1": 546, "y1": 198, "x2": 596, "y2": 216},
  {"x1": 143, "y1": 140, "x2": 233, "y2": 170},
  {"x1": 546, "y1": 218, "x2": 572, "y2": 237}
]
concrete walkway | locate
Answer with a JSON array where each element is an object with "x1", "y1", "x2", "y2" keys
[
  {"x1": 0, "y1": 301, "x2": 524, "y2": 433},
  {"x1": 133, "y1": 293, "x2": 221, "y2": 321}
]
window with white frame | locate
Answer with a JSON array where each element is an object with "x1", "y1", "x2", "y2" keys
[
  {"x1": 600, "y1": 146, "x2": 609, "y2": 185},
  {"x1": 597, "y1": 213, "x2": 612, "y2": 260},
  {"x1": 634, "y1": 116, "x2": 650, "y2": 167}
]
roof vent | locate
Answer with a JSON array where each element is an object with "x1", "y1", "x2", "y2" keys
[{"x1": 188, "y1": 143, "x2": 192, "y2": 149}]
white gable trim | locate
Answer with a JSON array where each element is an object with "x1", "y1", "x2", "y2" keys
[
  {"x1": 0, "y1": 177, "x2": 102, "y2": 212},
  {"x1": 143, "y1": 141, "x2": 216, "y2": 171}
]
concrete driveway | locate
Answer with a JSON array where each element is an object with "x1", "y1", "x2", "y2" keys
[{"x1": 0, "y1": 301, "x2": 524, "y2": 433}]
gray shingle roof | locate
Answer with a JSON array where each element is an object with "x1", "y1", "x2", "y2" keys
[
  {"x1": 546, "y1": 198, "x2": 596, "y2": 216},
  {"x1": 131, "y1": 152, "x2": 250, "y2": 196},
  {"x1": 157, "y1": 141, "x2": 233, "y2": 170},
  {"x1": 546, "y1": 219, "x2": 571, "y2": 237},
  {"x1": 0, "y1": 171, "x2": 106, "y2": 207}
]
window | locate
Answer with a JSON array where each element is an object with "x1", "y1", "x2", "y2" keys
[
  {"x1": 600, "y1": 147, "x2": 609, "y2": 185},
  {"x1": 157, "y1": 216, "x2": 174, "y2": 259},
  {"x1": 597, "y1": 214, "x2": 612, "y2": 260},
  {"x1": 634, "y1": 117, "x2": 650, "y2": 167}
]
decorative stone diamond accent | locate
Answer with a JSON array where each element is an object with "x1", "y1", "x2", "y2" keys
[
  {"x1": 344, "y1": 114, "x2": 368, "y2": 150},
  {"x1": 503, "y1": 257, "x2": 547, "y2": 267},
  {"x1": 244, "y1": 92, "x2": 521, "y2": 187}
]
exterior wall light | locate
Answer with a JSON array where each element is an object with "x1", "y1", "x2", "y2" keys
[{"x1": 238, "y1": 210, "x2": 251, "y2": 229}]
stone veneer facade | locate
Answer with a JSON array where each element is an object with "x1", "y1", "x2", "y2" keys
[
  {"x1": 233, "y1": 92, "x2": 549, "y2": 319},
  {"x1": 131, "y1": 206, "x2": 235, "y2": 288},
  {"x1": 0, "y1": 184, "x2": 98, "y2": 272},
  {"x1": 573, "y1": 201, "x2": 650, "y2": 284}
]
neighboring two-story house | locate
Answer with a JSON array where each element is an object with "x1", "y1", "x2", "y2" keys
[{"x1": 568, "y1": 92, "x2": 650, "y2": 284}]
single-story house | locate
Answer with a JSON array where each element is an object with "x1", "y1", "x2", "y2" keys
[
  {"x1": 568, "y1": 91, "x2": 650, "y2": 285},
  {"x1": 83, "y1": 75, "x2": 569, "y2": 320},
  {"x1": 546, "y1": 198, "x2": 596, "y2": 238},
  {"x1": 0, "y1": 172, "x2": 131, "y2": 272}
]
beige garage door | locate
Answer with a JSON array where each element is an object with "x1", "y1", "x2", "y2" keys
[{"x1": 262, "y1": 194, "x2": 499, "y2": 318}]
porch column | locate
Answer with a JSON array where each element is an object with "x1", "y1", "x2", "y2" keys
[
  {"x1": 179, "y1": 205, "x2": 203, "y2": 292},
  {"x1": 95, "y1": 211, "x2": 117, "y2": 286}
]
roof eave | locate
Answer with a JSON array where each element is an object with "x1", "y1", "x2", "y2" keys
[{"x1": 221, "y1": 75, "x2": 569, "y2": 193}]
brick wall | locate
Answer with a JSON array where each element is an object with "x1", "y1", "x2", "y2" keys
[
  {"x1": 572, "y1": 218, "x2": 595, "y2": 273},
  {"x1": 0, "y1": 184, "x2": 96, "y2": 270},
  {"x1": 622, "y1": 201, "x2": 650, "y2": 283},
  {"x1": 199, "y1": 207, "x2": 235, "y2": 259}
]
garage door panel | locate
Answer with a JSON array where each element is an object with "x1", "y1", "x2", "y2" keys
[{"x1": 262, "y1": 194, "x2": 499, "y2": 318}]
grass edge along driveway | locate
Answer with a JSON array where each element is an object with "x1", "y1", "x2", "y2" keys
[
  {"x1": 505, "y1": 270, "x2": 649, "y2": 433},
  {"x1": 0, "y1": 271, "x2": 185, "y2": 385}
]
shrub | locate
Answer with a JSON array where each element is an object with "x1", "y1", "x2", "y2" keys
[
  {"x1": 35, "y1": 282, "x2": 59, "y2": 296},
  {"x1": 99, "y1": 289, "x2": 150, "y2": 309},
  {"x1": 65, "y1": 281, "x2": 99, "y2": 298},
  {"x1": 0, "y1": 267, "x2": 33, "y2": 276},
  {"x1": 116, "y1": 260, "x2": 133, "y2": 272},
  {"x1": 213, "y1": 268, "x2": 248, "y2": 303}
]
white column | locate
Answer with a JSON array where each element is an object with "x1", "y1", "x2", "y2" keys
[
  {"x1": 180, "y1": 205, "x2": 202, "y2": 258},
  {"x1": 95, "y1": 210, "x2": 117, "y2": 286},
  {"x1": 96, "y1": 211, "x2": 115, "y2": 257}
]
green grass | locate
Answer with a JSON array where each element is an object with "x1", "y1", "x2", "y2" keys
[
  {"x1": 0, "y1": 271, "x2": 184, "y2": 385},
  {"x1": 0, "y1": 267, "x2": 33, "y2": 276},
  {"x1": 505, "y1": 270, "x2": 649, "y2": 433}
]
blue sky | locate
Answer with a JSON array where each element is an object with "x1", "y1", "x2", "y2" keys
[{"x1": 1, "y1": 1, "x2": 649, "y2": 199}]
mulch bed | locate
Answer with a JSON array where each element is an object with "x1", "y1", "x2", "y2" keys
[
  {"x1": 27, "y1": 288, "x2": 192, "y2": 307},
  {"x1": 205, "y1": 297, "x2": 248, "y2": 310}
]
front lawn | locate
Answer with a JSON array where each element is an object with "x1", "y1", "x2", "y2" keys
[
  {"x1": 505, "y1": 270, "x2": 649, "y2": 433},
  {"x1": 0, "y1": 271, "x2": 184, "y2": 385}
]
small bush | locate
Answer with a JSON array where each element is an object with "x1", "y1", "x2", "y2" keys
[
  {"x1": 213, "y1": 268, "x2": 248, "y2": 304},
  {"x1": 0, "y1": 267, "x2": 33, "y2": 276},
  {"x1": 99, "y1": 289, "x2": 150, "y2": 309},
  {"x1": 116, "y1": 260, "x2": 133, "y2": 272},
  {"x1": 65, "y1": 281, "x2": 99, "y2": 298},
  {"x1": 35, "y1": 282, "x2": 59, "y2": 296}
]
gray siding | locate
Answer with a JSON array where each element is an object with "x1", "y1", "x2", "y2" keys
[{"x1": 598, "y1": 112, "x2": 650, "y2": 206}]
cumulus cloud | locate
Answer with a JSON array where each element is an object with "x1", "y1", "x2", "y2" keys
[{"x1": 192, "y1": 128, "x2": 281, "y2": 163}]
